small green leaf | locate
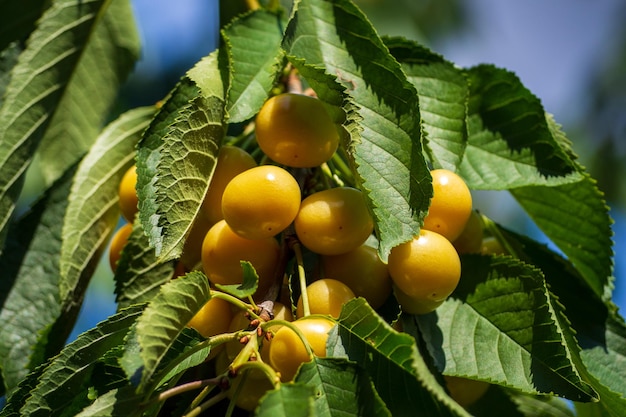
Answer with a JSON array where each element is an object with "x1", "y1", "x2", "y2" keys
[
  {"x1": 16, "y1": 305, "x2": 144, "y2": 417},
  {"x1": 222, "y1": 8, "x2": 285, "y2": 122},
  {"x1": 330, "y1": 298, "x2": 470, "y2": 416},
  {"x1": 214, "y1": 261, "x2": 259, "y2": 299},
  {"x1": 416, "y1": 255, "x2": 597, "y2": 402},
  {"x1": 296, "y1": 357, "x2": 391, "y2": 416},
  {"x1": 256, "y1": 383, "x2": 316, "y2": 417},
  {"x1": 135, "y1": 271, "x2": 211, "y2": 391},
  {"x1": 0, "y1": 166, "x2": 75, "y2": 394},
  {"x1": 385, "y1": 37, "x2": 469, "y2": 171},
  {"x1": 283, "y1": 0, "x2": 432, "y2": 261},
  {"x1": 59, "y1": 106, "x2": 156, "y2": 306},
  {"x1": 458, "y1": 64, "x2": 582, "y2": 189}
]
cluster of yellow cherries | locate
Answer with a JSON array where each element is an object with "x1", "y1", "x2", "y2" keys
[{"x1": 108, "y1": 92, "x2": 494, "y2": 411}]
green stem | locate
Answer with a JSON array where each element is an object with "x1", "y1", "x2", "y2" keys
[
  {"x1": 210, "y1": 290, "x2": 262, "y2": 322},
  {"x1": 157, "y1": 378, "x2": 220, "y2": 403},
  {"x1": 331, "y1": 149, "x2": 354, "y2": 186},
  {"x1": 292, "y1": 242, "x2": 311, "y2": 317},
  {"x1": 480, "y1": 213, "x2": 516, "y2": 256},
  {"x1": 145, "y1": 331, "x2": 239, "y2": 398},
  {"x1": 183, "y1": 391, "x2": 228, "y2": 417}
]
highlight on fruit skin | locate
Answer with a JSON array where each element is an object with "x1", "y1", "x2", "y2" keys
[
  {"x1": 387, "y1": 229, "x2": 461, "y2": 314},
  {"x1": 422, "y1": 169, "x2": 473, "y2": 242},
  {"x1": 255, "y1": 92, "x2": 340, "y2": 168}
]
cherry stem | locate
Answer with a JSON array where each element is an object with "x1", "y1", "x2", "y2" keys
[
  {"x1": 157, "y1": 377, "x2": 221, "y2": 403},
  {"x1": 479, "y1": 213, "x2": 515, "y2": 256},
  {"x1": 292, "y1": 241, "x2": 311, "y2": 317},
  {"x1": 210, "y1": 290, "x2": 262, "y2": 322}
]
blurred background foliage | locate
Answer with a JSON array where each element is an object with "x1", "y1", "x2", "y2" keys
[{"x1": 51, "y1": 0, "x2": 625, "y2": 340}]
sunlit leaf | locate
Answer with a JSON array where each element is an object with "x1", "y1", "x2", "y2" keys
[
  {"x1": 415, "y1": 255, "x2": 597, "y2": 402},
  {"x1": 283, "y1": 0, "x2": 432, "y2": 261},
  {"x1": 296, "y1": 357, "x2": 391, "y2": 416},
  {"x1": 13, "y1": 305, "x2": 143, "y2": 417},
  {"x1": 135, "y1": 271, "x2": 211, "y2": 391},
  {"x1": 256, "y1": 383, "x2": 316, "y2": 417},
  {"x1": 329, "y1": 298, "x2": 470, "y2": 416},
  {"x1": 223, "y1": 8, "x2": 285, "y2": 122},
  {"x1": 385, "y1": 37, "x2": 469, "y2": 171},
  {"x1": 36, "y1": 0, "x2": 141, "y2": 185},
  {"x1": 511, "y1": 171, "x2": 614, "y2": 302},
  {"x1": 0, "y1": 0, "x2": 137, "y2": 248},
  {"x1": 458, "y1": 64, "x2": 582, "y2": 189},
  {"x1": 137, "y1": 51, "x2": 227, "y2": 262},
  {"x1": 59, "y1": 106, "x2": 155, "y2": 305}
]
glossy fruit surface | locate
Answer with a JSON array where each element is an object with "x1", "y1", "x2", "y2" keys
[
  {"x1": 118, "y1": 165, "x2": 138, "y2": 222},
  {"x1": 259, "y1": 302, "x2": 294, "y2": 363},
  {"x1": 321, "y1": 244, "x2": 392, "y2": 309},
  {"x1": 422, "y1": 169, "x2": 473, "y2": 242},
  {"x1": 444, "y1": 375, "x2": 490, "y2": 408},
  {"x1": 255, "y1": 93, "x2": 340, "y2": 168},
  {"x1": 269, "y1": 316, "x2": 335, "y2": 381},
  {"x1": 296, "y1": 278, "x2": 355, "y2": 318},
  {"x1": 201, "y1": 220, "x2": 279, "y2": 297},
  {"x1": 187, "y1": 297, "x2": 233, "y2": 360},
  {"x1": 108, "y1": 223, "x2": 133, "y2": 272},
  {"x1": 388, "y1": 229, "x2": 461, "y2": 306},
  {"x1": 201, "y1": 145, "x2": 257, "y2": 225},
  {"x1": 222, "y1": 165, "x2": 301, "y2": 240},
  {"x1": 452, "y1": 210, "x2": 484, "y2": 254},
  {"x1": 393, "y1": 284, "x2": 445, "y2": 315},
  {"x1": 294, "y1": 187, "x2": 373, "y2": 255}
]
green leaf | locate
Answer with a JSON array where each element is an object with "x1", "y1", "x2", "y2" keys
[
  {"x1": 114, "y1": 219, "x2": 179, "y2": 310},
  {"x1": 0, "y1": 0, "x2": 136, "y2": 248},
  {"x1": 511, "y1": 171, "x2": 614, "y2": 302},
  {"x1": 416, "y1": 255, "x2": 597, "y2": 402},
  {"x1": 135, "y1": 271, "x2": 211, "y2": 391},
  {"x1": 385, "y1": 37, "x2": 469, "y2": 171},
  {"x1": 282, "y1": 0, "x2": 432, "y2": 261},
  {"x1": 0, "y1": 44, "x2": 22, "y2": 107},
  {"x1": 457, "y1": 64, "x2": 582, "y2": 190},
  {"x1": 36, "y1": 0, "x2": 140, "y2": 186},
  {"x1": 329, "y1": 298, "x2": 470, "y2": 416},
  {"x1": 498, "y1": 228, "x2": 626, "y2": 415},
  {"x1": 13, "y1": 305, "x2": 144, "y2": 417},
  {"x1": 214, "y1": 261, "x2": 259, "y2": 299},
  {"x1": 59, "y1": 106, "x2": 155, "y2": 306},
  {"x1": 296, "y1": 357, "x2": 391, "y2": 416},
  {"x1": 0, "y1": 0, "x2": 47, "y2": 51},
  {"x1": 256, "y1": 384, "x2": 316, "y2": 417},
  {"x1": 222, "y1": 8, "x2": 285, "y2": 122},
  {"x1": 73, "y1": 386, "x2": 143, "y2": 417},
  {"x1": 0, "y1": 166, "x2": 75, "y2": 395},
  {"x1": 137, "y1": 51, "x2": 226, "y2": 261}
]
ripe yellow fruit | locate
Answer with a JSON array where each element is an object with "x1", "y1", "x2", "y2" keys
[
  {"x1": 296, "y1": 278, "x2": 356, "y2": 319},
  {"x1": 118, "y1": 165, "x2": 138, "y2": 223},
  {"x1": 187, "y1": 297, "x2": 234, "y2": 359},
  {"x1": 423, "y1": 169, "x2": 473, "y2": 242},
  {"x1": 444, "y1": 375, "x2": 490, "y2": 408},
  {"x1": 108, "y1": 222, "x2": 133, "y2": 272},
  {"x1": 201, "y1": 145, "x2": 257, "y2": 225},
  {"x1": 321, "y1": 244, "x2": 392, "y2": 310},
  {"x1": 222, "y1": 165, "x2": 301, "y2": 240},
  {"x1": 269, "y1": 316, "x2": 335, "y2": 381},
  {"x1": 452, "y1": 210, "x2": 484, "y2": 254},
  {"x1": 255, "y1": 93, "x2": 340, "y2": 168},
  {"x1": 388, "y1": 230, "x2": 461, "y2": 313},
  {"x1": 294, "y1": 187, "x2": 374, "y2": 255},
  {"x1": 201, "y1": 220, "x2": 280, "y2": 298}
]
